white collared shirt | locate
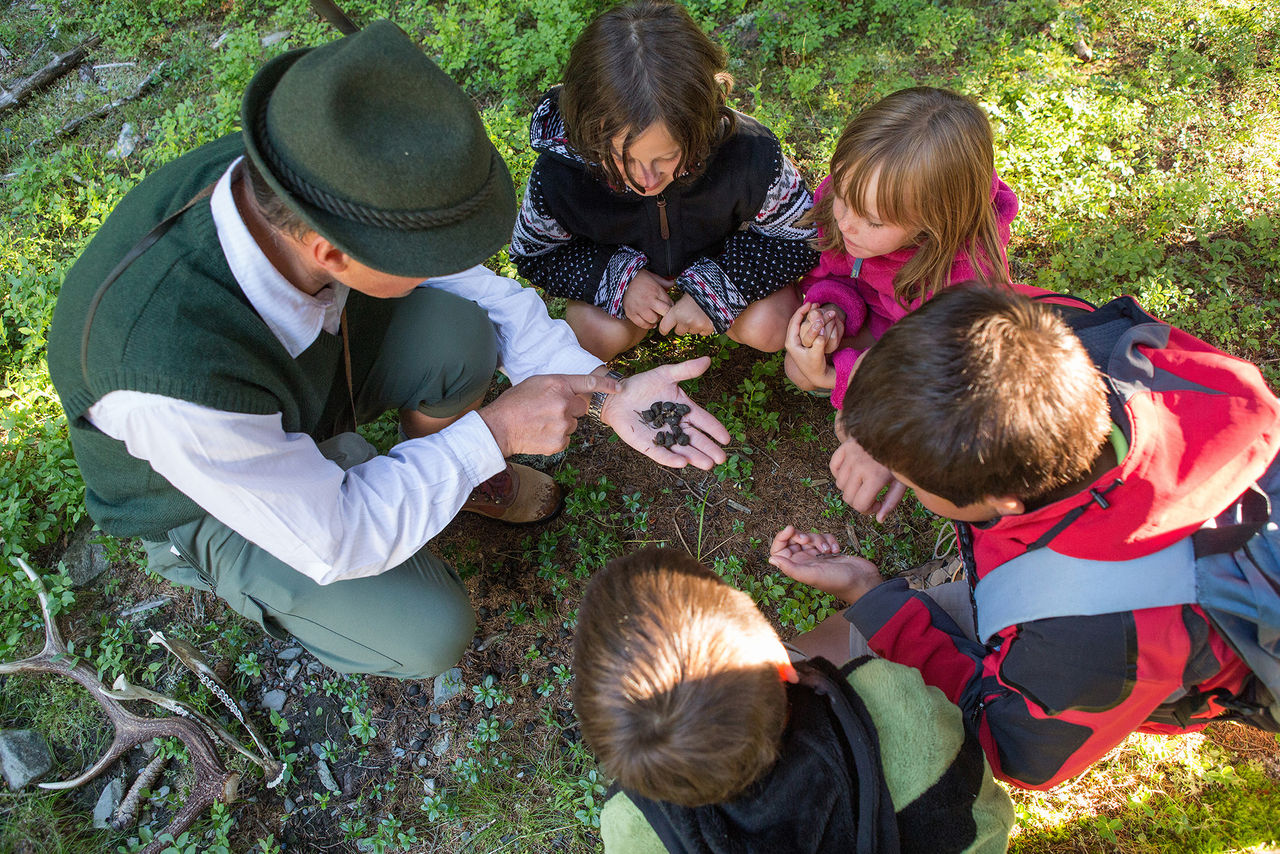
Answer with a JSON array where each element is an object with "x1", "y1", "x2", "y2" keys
[{"x1": 88, "y1": 157, "x2": 601, "y2": 585}]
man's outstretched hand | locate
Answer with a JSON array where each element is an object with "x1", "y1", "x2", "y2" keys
[
  {"x1": 768, "y1": 525, "x2": 884, "y2": 605},
  {"x1": 600, "y1": 356, "x2": 730, "y2": 470}
]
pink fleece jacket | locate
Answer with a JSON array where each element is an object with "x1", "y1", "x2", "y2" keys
[{"x1": 801, "y1": 172, "x2": 1026, "y2": 408}]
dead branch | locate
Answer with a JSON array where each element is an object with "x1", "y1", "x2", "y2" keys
[
  {"x1": 0, "y1": 35, "x2": 102, "y2": 116},
  {"x1": 109, "y1": 751, "x2": 168, "y2": 832},
  {"x1": 40, "y1": 64, "x2": 162, "y2": 145}
]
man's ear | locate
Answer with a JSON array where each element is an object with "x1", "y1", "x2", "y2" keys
[{"x1": 308, "y1": 235, "x2": 351, "y2": 276}]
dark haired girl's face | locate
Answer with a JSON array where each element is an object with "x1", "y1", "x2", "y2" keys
[{"x1": 611, "y1": 122, "x2": 682, "y2": 195}]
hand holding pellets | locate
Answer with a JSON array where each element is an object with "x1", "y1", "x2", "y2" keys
[{"x1": 640, "y1": 401, "x2": 693, "y2": 447}]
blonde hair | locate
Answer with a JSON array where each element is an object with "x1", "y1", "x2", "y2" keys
[
  {"x1": 803, "y1": 87, "x2": 1010, "y2": 305},
  {"x1": 572, "y1": 548, "x2": 787, "y2": 806}
]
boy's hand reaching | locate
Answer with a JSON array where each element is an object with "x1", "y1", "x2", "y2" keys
[
  {"x1": 622, "y1": 270, "x2": 675, "y2": 329},
  {"x1": 768, "y1": 525, "x2": 883, "y2": 604},
  {"x1": 829, "y1": 430, "x2": 907, "y2": 523},
  {"x1": 784, "y1": 301, "x2": 838, "y2": 389}
]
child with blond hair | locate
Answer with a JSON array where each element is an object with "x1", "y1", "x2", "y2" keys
[{"x1": 786, "y1": 87, "x2": 1043, "y2": 409}]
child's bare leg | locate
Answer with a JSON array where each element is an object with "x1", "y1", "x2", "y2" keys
[
  {"x1": 565, "y1": 300, "x2": 648, "y2": 361},
  {"x1": 726, "y1": 285, "x2": 801, "y2": 353}
]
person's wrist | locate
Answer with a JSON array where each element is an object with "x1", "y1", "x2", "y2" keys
[
  {"x1": 839, "y1": 575, "x2": 883, "y2": 606},
  {"x1": 478, "y1": 405, "x2": 513, "y2": 458},
  {"x1": 589, "y1": 370, "x2": 623, "y2": 422}
]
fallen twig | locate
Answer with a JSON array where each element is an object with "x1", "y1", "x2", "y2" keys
[
  {"x1": 0, "y1": 35, "x2": 102, "y2": 116},
  {"x1": 36, "y1": 64, "x2": 163, "y2": 146},
  {"x1": 109, "y1": 751, "x2": 168, "y2": 831}
]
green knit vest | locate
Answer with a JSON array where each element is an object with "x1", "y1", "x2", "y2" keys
[{"x1": 48, "y1": 133, "x2": 390, "y2": 541}]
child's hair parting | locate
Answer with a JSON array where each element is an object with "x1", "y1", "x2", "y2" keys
[
  {"x1": 572, "y1": 548, "x2": 788, "y2": 807},
  {"x1": 559, "y1": 0, "x2": 735, "y2": 192},
  {"x1": 805, "y1": 87, "x2": 1010, "y2": 306},
  {"x1": 840, "y1": 285, "x2": 1110, "y2": 507}
]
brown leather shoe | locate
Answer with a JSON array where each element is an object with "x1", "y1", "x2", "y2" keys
[{"x1": 461, "y1": 462, "x2": 562, "y2": 525}]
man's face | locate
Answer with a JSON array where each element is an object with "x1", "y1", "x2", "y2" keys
[{"x1": 337, "y1": 258, "x2": 425, "y2": 299}]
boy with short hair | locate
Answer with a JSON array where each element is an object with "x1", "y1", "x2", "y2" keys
[
  {"x1": 574, "y1": 547, "x2": 1014, "y2": 853},
  {"x1": 773, "y1": 285, "x2": 1280, "y2": 790}
]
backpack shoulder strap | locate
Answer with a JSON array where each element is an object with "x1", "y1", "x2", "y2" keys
[
  {"x1": 799, "y1": 657, "x2": 901, "y2": 854},
  {"x1": 973, "y1": 537, "x2": 1198, "y2": 645}
]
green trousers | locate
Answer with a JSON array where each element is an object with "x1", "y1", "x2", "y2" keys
[{"x1": 144, "y1": 287, "x2": 497, "y2": 679}]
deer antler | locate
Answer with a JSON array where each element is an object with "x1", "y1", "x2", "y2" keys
[{"x1": 0, "y1": 558, "x2": 240, "y2": 854}]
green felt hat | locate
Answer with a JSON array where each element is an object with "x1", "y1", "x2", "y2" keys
[{"x1": 241, "y1": 20, "x2": 515, "y2": 278}]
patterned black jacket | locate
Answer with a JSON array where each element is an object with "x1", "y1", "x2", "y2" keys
[{"x1": 511, "y1": 87, "x2": 818, "y2": 333}]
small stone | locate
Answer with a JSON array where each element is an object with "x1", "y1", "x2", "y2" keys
[
  {"x1": 119, "y1": 597, "x2": 171, "y2": 619},
  {"x1": 316, "y1": 759, "x2": 340, "y2": 794},
  {"x1": 92, "y1": 777, "x2": 122, "y2": 828},
  {"x1": 261, "y1": 689, "x2": 287, "y2": 712},
  {"x1": 411, "y1": 694, "x2": 428, "y2": 708},
  {"x1": 277, "y1": 647, "x2": 304, "y2": 662},
  {"x1": 283, "y1": 797, "x2": 296, "y2": 813},
  {"x1": 107, "y1": 123, "x2": 137, "y2": 159},
  {"x1": 61, "y1": 519, "x2": 109, "y2": 588},
  {"x1": 156, "y1": 784, "x2": 171, "y2": 798},
  {"x1": 284, "y1": 662, "x2": 301, "y2": 682},
  {"x1": 0, "y1": 730, "x2": 52, "y2": 789},
  {"x1": 425, "y1": 777, "x2": 436, "y2": 791},
  {"x1": 428, "y1": 713, "x2": 442, "y2": 726},
  {"x1": 392, "y1": 747, "x2": 406, "y2": 759},
  {"x1": 306, "y1": 662, "x2": 323, "y2": 675},
  {"x1": 409, "y1": 738, "x2": 423, "y2": 750},
  {"x1": 431, "y1": 733, "x2": 452, "y2": 757},
  {"x1": 418, "y1": 755, "x2": 430, "y2": 767},
  {"x1": 458, "y1": 699, "x2": 472, "y2": 714},
  {"x1": 432, "y1": 667, "x2": 464, "y2": 705},
  {"x1": 406, "y1": 683, "x2": 422, "y2": 697}
]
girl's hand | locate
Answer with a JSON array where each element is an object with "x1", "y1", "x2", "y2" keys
[
  {"x1": 622, "y1": 270, "x2": 675, "y2": 329},
  {"x1": 768, "y1": 525, "x2": 883, "y2": 604},
  {"x1": 785, "y1": 302, "x2": 837, "y2": 389},
  {"x1": 657, "y1": 294, "x2": 715, "y2": 337},
  {"x1": 797, "y1": 303, "x2": 845, "y2": 352},
  {"x1": 818, "y1": 303, "x2": 845, "y2": 354}
]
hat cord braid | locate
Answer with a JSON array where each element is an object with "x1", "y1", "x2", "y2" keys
[{"x1": 256, "y1": 107, "x2": 495, "y2": 230}]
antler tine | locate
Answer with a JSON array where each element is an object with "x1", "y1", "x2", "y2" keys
[
  {"x1": 0, "y1": 557, "x2": 67, "y2": 670},
  {"x1": 2, "y1": 558, "x2": 241, "y2": 854}
]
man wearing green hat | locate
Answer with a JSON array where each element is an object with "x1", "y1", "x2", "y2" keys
[{"x1": 47, "y1": 20, "x2": 730, "y2": 679}]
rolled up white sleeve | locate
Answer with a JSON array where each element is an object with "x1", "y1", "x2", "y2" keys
[
  {"x1": 425, "y1": 265, "x2": 602, "y2": 383},
  {"x1": 88, "y1": 391, "x2": 506, "y2": 585}
]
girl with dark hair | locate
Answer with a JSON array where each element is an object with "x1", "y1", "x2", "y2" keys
[{"x1": 511, "y1": 0, "x2": 819, "y2": 361}]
